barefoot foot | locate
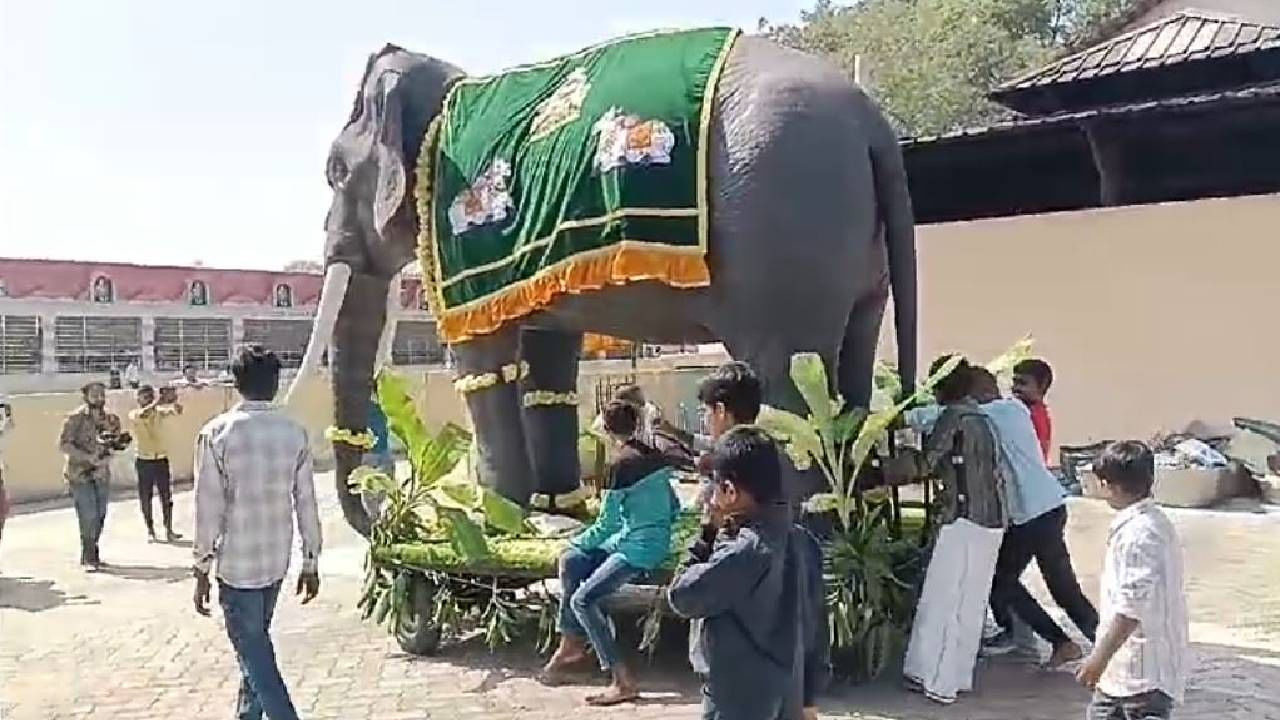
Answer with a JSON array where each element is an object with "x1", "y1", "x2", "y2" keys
[{"x1": 539, "y1": 651, "x2": 591, "y2": 686}]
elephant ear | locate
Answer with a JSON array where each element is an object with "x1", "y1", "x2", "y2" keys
[{"x1": 371, "y1": 72, "x2": 408, "y2": 239}]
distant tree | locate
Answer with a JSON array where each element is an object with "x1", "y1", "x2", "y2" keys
[
  {"x1": 762, "y1": 0, "x2": 1139, "y2": 137},
  {"x1": 283, "y1": 259, "x2": 324, "y2": 274}
]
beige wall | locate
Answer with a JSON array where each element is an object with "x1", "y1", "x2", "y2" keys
[
  {"x1": 8, "y1": 194, "x2": 1277, "y2": 500},
  {"x1": 883, "y1": 193, "x2": 1280, "y2": 458},
  {"x1": 0, "y1": 358, "x2": 724, "y2": 504},
  {"x1": 2, "y1": 384, "x2": 310, "y2": 503}
]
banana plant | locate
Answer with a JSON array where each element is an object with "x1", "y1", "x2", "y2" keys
[
  {"x1": 758, "y1": 353, "x2": 962, "y2": 530},
  {"x1": 351, "y1": 371, "x2": 525, "y2": 561},
  {"x1": 757, "y1": 341, "x2": 1030, "y2": 681},
  {"x1": 872, "y1": 334, "x2": 1034, "y2": 411},
  {"x1": 353, "y1": 371, "x2": 529, "y2": 633},
  {"x1": 754, "y1": 353, "x2": 958, "y2": 681},
  {"x1": 986, "y1": 334, "x2": 1035, "y2": 388}
]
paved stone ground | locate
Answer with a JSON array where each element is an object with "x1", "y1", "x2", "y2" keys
[{"x1": 2, "y1": 476, "x2": 1279, "y2": 720}]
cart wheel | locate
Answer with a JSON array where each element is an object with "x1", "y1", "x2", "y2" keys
[{"x1": 394, "y1": 574, "x2": 442, "y2": 656}]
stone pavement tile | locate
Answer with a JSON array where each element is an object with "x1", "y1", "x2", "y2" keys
[{"x1": 5, "y1": 486, "x2": 1280, "y2": 719}]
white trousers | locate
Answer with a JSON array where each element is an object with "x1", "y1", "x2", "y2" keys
[{"x1": 903, "y1": 518, "x2": 1004, "y2": 700}]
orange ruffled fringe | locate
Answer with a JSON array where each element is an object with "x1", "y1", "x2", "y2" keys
[{"x1": 437, "y1": 244, "x2": 709, "y2": 343}]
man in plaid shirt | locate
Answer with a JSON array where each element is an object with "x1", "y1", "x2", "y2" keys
[{"x1": 193, "y1": 345, "x2": 322, "y2": 720}]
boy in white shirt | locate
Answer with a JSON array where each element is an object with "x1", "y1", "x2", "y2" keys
[{"x1": 1077, "y1": 441, "x2": 1188, "y2": 720}]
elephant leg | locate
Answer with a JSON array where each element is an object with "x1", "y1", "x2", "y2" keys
[
  {"x1": 837, "y1": 288, "x2": 889, "y2": 409},
  {"x1": 451, "y1": 328, "x2": 536, "y2": 506},
  {"x1": 518, "y1": 328, "x2": 583, "y2": 500}
]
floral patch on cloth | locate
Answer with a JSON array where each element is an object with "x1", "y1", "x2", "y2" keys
[
  {"x1": 593, "y1": 108, "x2": 676, "y2": 173},
  {"x1": 530, "y1": 68, "x2": 592, "y2": 140},
  {"x1": 417, "y1": 27, "x2": 739, "y2": 343},
  {"x1": 447, "y1": 159, "x2": 514, "y2": 235}
]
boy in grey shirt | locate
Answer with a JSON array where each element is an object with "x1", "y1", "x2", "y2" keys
[{"x1": 668, "y1": 426, "x2": 807, "y2": 720}]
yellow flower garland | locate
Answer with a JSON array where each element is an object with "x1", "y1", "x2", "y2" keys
[
  {"x1": 325, "y1": 426, "x2": 377, "y2": 451},
  {"x1": 522, "y1": 390, "x2": 579, "y2": 408},
  {"x1": 453, "y1": 361, "x2": 530, "y2": 395},
  {"x1": 453, "y1": 372, "x2": 500, "y2": 394}
]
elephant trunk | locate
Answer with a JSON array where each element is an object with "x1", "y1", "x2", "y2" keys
[{"x1": 330, "y1": 271, "x2": 391, "y2": 538}]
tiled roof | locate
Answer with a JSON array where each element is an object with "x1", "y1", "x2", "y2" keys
[
  {"x1": 903, "y1": 81, "x2": 1280, "y2": 149},
  {"x1": 0, "y1": 257, "x2": 325, "y2": 306},
  {"x1": 991, "y1": 10, "x2": 1280, "y2": 98}
]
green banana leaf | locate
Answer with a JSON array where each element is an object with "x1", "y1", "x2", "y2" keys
[
  {"x1": 986, "y1": 335, "x2": 1035, "y2": 385},
  {"x1": 872, "y1": 360, "x2": 903, "y2": 411},
  {"x1": 849, "y1": 354, "x2": 963, "y2": 472},
  {"x1": 348, "y1": 465, "x2": 397, "y2": 496},
  {"x1": 832, "y1": 406, "x2": 869, "y2": 446},
  {"x1": 438, "y1": 507, "x2": 489, "y2": 561},
  {"x1": 790, "y1": 353, "x2": 842, "y2": 429},
  {"x1": 434, "y1": 471, "x2": 480, "y2": 509},
  {"x1": 431, "y1": 450, "x2": 524, "y2": 534},
  {"x1": 479, "y1": 487, "x2": 527, "y2": 534},
  {"x1": 757, "y1": 405, "x2": 821, "y2": 471},
  {"x1": 376, "y1": 371, "x2": 430, "y2": 468}
]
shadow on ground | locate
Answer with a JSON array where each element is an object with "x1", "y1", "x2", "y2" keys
[
  {"x1": 817, "y1": 641, "x2": 1280, "y2": 719},
  {"x1": 8, "y1": 482, "x2": 195, "y2": 518},
  {"x1": 0, "y1": 575, "x2": 97, "y2": 612},
  {"x1": 384, "y1": 620, "x2": 1280, "y2": 719},
  {"x1": 398, "y1": 617, "x2": 700, "y2": 707},
  {"x1": 95, "y1": 563, "x2": 191, "y2": 583}
]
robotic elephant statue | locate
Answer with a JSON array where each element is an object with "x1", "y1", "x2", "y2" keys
[{"x1": 288, "y1": 30, "x2": 917, "y2": 538}]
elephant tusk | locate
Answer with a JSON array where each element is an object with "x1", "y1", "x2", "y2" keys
[{"x1": 283, "y1": 262, "x2": 352, "y2": 406}]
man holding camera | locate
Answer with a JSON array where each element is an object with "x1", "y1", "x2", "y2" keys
[{"x1": 59, "y1": 381, "x2": 130, "y2": 570}]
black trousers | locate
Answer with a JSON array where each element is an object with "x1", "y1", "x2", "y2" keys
[
  {"x1": 135, "y1": 458, "x2": 173, "y2": 533},
  {"x1": 1088, "y1": 690, "x2": 1173, "y2": 720},
  {"x1": 989, "y1": 505, "x2": 1098, "y2": 646}
]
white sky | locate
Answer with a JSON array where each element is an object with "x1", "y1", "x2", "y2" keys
[{"x1": 0, "y1": 0, "x2": 805, "y2": 270}]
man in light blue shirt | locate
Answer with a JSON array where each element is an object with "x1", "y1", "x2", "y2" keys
[{"x1": 904, "y1": 367, "x2": 1098, "y2": 668}]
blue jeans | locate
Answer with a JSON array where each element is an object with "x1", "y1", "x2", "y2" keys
[
  {"x1": 70, "y1": 480, "x2": 109, "y2": 561},
  {"x1": 219, "y1": 582, "x2": 300, "y2": 720},
  {"x1": 1088, "y1": 690, "x2": 1174, "y2": 719},
  {"x1": 559, "y1": 547, "x2": 640, "y2": 670}
]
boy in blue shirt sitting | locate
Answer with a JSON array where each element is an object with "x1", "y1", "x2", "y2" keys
[{"x1": 541, "y1": 400, "x2": 679, "y2": 706}]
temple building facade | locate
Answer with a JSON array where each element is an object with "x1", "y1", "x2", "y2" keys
[{"x1": 0, "y1": 258, "x2": 443, "y2": 393}]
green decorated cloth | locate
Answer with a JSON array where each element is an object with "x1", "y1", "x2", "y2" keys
[{"x1": 417, "y1": 27, "x2": 738, "y2": 342}]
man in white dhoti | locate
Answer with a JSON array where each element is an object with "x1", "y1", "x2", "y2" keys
[{"x1": 887, "y1": 356, "x2": 1010, "y2": 705}]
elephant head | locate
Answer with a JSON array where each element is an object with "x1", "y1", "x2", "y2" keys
[{"x1": 285, "y1": 46, "x2": 462, "y2": 537}]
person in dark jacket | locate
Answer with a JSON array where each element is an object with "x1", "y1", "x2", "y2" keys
[
  {"x1": 541, "y1": 400, "x2": 678, "y2": 706},
  {"x1": 668, "y1": 425, "x2": 807, "y2": 720},
  {"x1": 793, "y1": 524, "x2": 830, "y2": 719}
]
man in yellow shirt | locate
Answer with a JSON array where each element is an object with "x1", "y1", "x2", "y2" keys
[{"x1": 129, "y1": 385, "x2": 183, "y2": 542}]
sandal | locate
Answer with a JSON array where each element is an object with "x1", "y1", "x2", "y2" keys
[{"x1": 586, "y1": 686, "x2": 640, "y2": 707}]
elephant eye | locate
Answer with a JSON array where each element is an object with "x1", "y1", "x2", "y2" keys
[{"x1": 326, "y1": 154, "x2": 350, "y2": 189}]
